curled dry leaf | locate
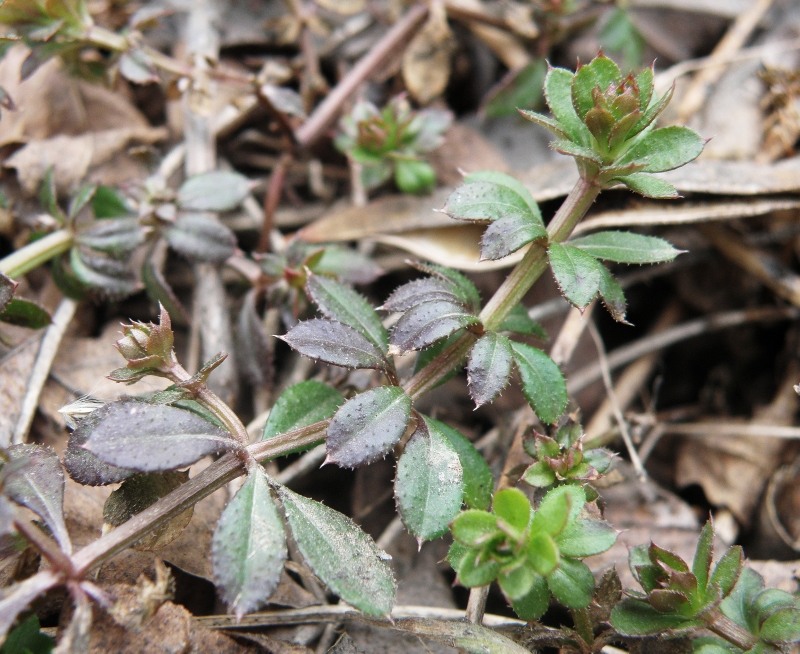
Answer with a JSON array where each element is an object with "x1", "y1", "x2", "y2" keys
[{"x1": 402, "y1": 4, "x2": 455, "y2": 105}]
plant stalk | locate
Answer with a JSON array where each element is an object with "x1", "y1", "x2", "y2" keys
[
  {"x1": 705, "y1": 609, "x2": 757, "y2": 651},
  {"x1": 0, "y1": 229, "x2": 73, "y2": 279}
]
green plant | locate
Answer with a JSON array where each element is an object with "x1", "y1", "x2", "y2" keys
[
  {"x1": 1, "y1": 49, "x2": 797, "y2": 654},
  {"x1": 335, "y1": 96, "x2": 451, "y2": 194}
]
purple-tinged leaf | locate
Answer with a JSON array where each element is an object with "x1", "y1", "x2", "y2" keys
[
  {"x1": 69, "y1": 248, "x2": 140, "y2": 297},
  {"x1": 262, "y1": 380, "x2": 343, "y2": 440},
  {"x1": 0, "y1": 298, "x2": 50, "y2": 329},
  {"x1": 390, "y1": 300, "x2": 478, "y2": 353},
  {"x1": 597, "y1": 266, "x2": 628, "y2": 323},
  {"x1": 64, "y1": 402, "x2": 137, "y2": 486},
  {"x1": 467, "y1": 332, "x2": 513, "y2": 407},
  {"x1": 570, "y1": 231, "x2": 683, "y2": 264},
  {"x1": 481, "y1": 214, "x2": 546, "y2": 260},
  {"x1": 411, "y1": 262, "x2": 481, "y2": 311},
  {"x1": 275, "y1": 484, "x2": 396, "y2": 616},
  {"x1": 165, "y1": 213, "x2": 237, "y2": 264},
  {"x1": 212, "y1": 467, "x2": 287, "y2": 619},
  {"x1": 382, "y1": 277, "x2": 459, "y2": 312},
  {"x1": 571, "y1": 55, "x2": 621, "y2": 119},
  {"x1": 547, "y1": 242, "x2": 605, "y2": 310},
  {"x1": 326, "y1": 386, "x2": 411, "y2": 468},
  {"x1": 177, "y1": 171, "x2": 252, "y2": 212},
  {"x1": 306, "y1": 274, "x2": 387, "y2": 353},
  {"x1": 510, "y1": 342, "x2": 567, "y2": 425},
  {"x1": 82, "y1": 400, "x2": 234, "y2": 472},
  {"x1": 395, "y1": 418, "x2": 463, "y2": 542},
  {"x1": 76, "y1": 218, "x2": 143, "y2": 257},
  {"x1": 280, "y1": 318, "x2": 388, "y2": 370},
  {"x1": 5, "y1": 444, "x2": 71, "y2": 553},
  {"x1": 0, "y1": 272, "x2": 17, "y2": 312}
]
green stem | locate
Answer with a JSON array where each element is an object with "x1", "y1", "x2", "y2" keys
[
  {"x1": 404, "y1": 176, "x2": 601, "y2": 399},
  {"x1": 0, "y1": 229, "x2": 74, "y2": 279}
]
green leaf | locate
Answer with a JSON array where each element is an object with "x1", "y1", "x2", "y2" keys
[
  {"x1": 411, "y1": 262, "x2": 481, "y2": 311},
  {"x1": 493, "y1": 488, "x2": 531, "y2": 533},
  {"x1": 395, "y1": 418, "x2": 463, "y2": 542},
  {"x1": 614, "y1": 172, "x2": 679, "y2": 198},
  {"x1": 611, "y1": 598, "x2": 699, "y2": 635},
  {"x1": 326, "y1": 386, "x2": 412, "y2": 468},
  {"x1": 532, "y1": 485, "x2": 584, "y2": 537},
  {"x1": 429, "y1": 418, "x2": 493, "y2": 510},
  {"x1": 165, "y1": 213, "x2": 237, "y2": 264},
  {"x1": 498, "y1": 303, "x2": 547, "y2": 338},
  {"x1": 1, "y1": 614, "x2": 54, "y2": 654},
  {"x1": 212, "y1": 468, "x2": 287, "y2": 619},
  {"x1": 5, "y1": 444, "x2": 71, "y2": 554},
  {"x1": 177, "y1": 171, "x2": 252, "y2": 212},
  {"x1": 572, "y1": 55, "x2": 622, "y2": 119},
  {"x1": 82, "y1": 399, "x2": 234, "y2": 472},
  {"x1": 394, "y1": 159, "x2": 436, "y2": 195},
  {"x1": 720, "y1": 568, "x2": 763, "y2": 630},
  {"x1": 77, "y1": 218, "x2": 143, "y2": 257},
  {"x1": 517, "y1": 109, "x2": 567, "y2": 139},
  {"x1": 551, "y1": 139, "x2": 603, "y2": 164},
  {"x1": 91, "y1": 185, "x2": 132, "y2": 218},
  {"x1": 544, "y1": 67, "x2": 589, "y2": 144},
  {"x1": 510, "y1": 574, "x2": 549, "y2": 620},
  {"x1": 546, "y1": 558, "x2": 595, "y2": 608},
  {"x1": 692, "y1": 521, "x2": 715, "y2": 594},
  {"x1": 0, "y1": 298, "x2": 51, "y2": 329},
  {"x1": 709, "y1": 545, "x2": 743, "y2": 598},
  {"x1": 262, "y1": 381, "x2": 343, "y2": 440},
  {"x1": 522, "y1": 461, "x2": 557, "y2": 488},
  {"x1": 619, "y1": 126, "x2": 704, "y2": 172},
  {"x1": 597, "y1": 266, "x2": 628, "y2": 323},
  {"x1": 548, "y1": 242, "x2": 605, "y2": 310},
  {"x1": 527, "y1": 532, "x2": 560, "y2": 576},
  {"x1": 760, "y1": 606, "x2": 800, "y2": 642},
  {"x1": 467, "y1": 332, "x2": 513, "y2": 407},
  {"x1": 499, "y1": 563, "x2": 537, "y2": 600},
  {"x1": 280, "y1": 318, "x2": 388, "y2": 371},
  {"x1": 306, "y1": 273, "x2": 388, "y2": 353},
  {"x1": 276, "y1": 485, "x2": 396, "y2": 616},
  {"x1": 556, "y1": 519, "x2": 618, "y2": 558},
  {"x1": 451, "y1": 510, "x2": 499, "y2": 548},
  {"x1": 569, "y1": 231, "x2": 683, "y2": 264},
  {"x1": 69, "y1": 248, "x2": 139, "y2": 297},
  {"x1": 510, "y1": 342, "x2": 568, "y2": 425},
  {"x1": 457, "y1": 551, "x2": 501, "y2": 587}
]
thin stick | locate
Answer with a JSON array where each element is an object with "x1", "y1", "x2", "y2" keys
[
  {"x1": 586, "y1": 320, "x2": 646, "y2": 480},
  {"x1": 12, "y1": 298, "x2": 77, "y2": 444}
]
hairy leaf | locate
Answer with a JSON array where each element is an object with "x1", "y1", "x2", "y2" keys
[
  {"x1": 276, "y1": 485, "x2": 396, "y2": 616},
  {"x1": 177, "y1": 171, "x2": 252, "y2": 212},
  {"x1": 511, "y1": 575, "x2": 550, "y2": 620},
  {"x1": 493, "y1": 488, "x2": 531, "y2": 533},
  {"x1": 165, "y1": 213, "x2": 237, "y2": 264},
  {"x1": 571, "y1": 55, "x2": 621, "y2": 119},
  {"x1": 544, "y1": 67, "x2": 590, "y2": 144},
  {"x1": 390, "y1": 300, "x2": 478, "y2": 353},
  {"x1": 411, "y1": 262, "x2": 482, "y2": 311},
  {"x1": 382, "y1": 277, "x2": 459, "y2": 312},
  {"x1": 570, "y1": 231, "x2": 682, "y2": 264},
  {"x1": 76, "y1": 218, "x2": 143, "y2": 257},
  {"x1": 548, "y1": 242, "x2": 605, "y2": 310},
  {"x1": 82, "y1": 400, "x2": 233, "y2": 471},
  {"x1": 510, "y1": 343, "x2": 568, "y2": 425},
  {"x1": 427, "y1": 418, "x2": 492, "y2": 510},
  {"x1": 597, "y1": 267, "x2": 628, "y2": 323},
  {"x1": 611, "y1": 599, "x2": 698, "y2": 635},
  {"x1": 557, "y1": 519, "x2": 618, "y2": 558},
  {"x1": 103, "y1": 471, "x2": 193, "y2": 550},
  {"x1": 619, "y1": 126, "x2": 704, "y2": 173},
  {"x1": 467, "y1": 332, "x2": 513, "y2": 407},
  {"x1": 262, "y1": 380, "x2": 343, "y2": 440},
  {"x1": 546, "y1": 557, "x2": 595, "y2": 608},
  {"x1": 614, "y1": 172, "x2": 678, "y2": 198},
  {"x1": 395, "y1": 418, "x2": 463, "y2": 542},
  {"x1": 212, "y1": 468, "x2": 287, "y2": 618},
  {"x1": 532, "y1": 485, "x2": 584, "y2": 537},
  {"x1": 280, "y1": 318, "x2": 388, "y2": 370},
  {"x1": 5, "y1": 444, "x2": 71, "y2": 553},
  {"x1": 69, "y1": 248, "x2": 139, "y2": 297},
  {"x1": 326, "y1": 386, "x2": 412, "y2": 468},
  {"x1": 481, "y1": 214, "x2": 546, "y2": 260},
  {"x1": 306, "y1": 273, "x2": 387, "y2": 352},
  {"x1": 0, "y1": 298, "x2": 51, "y2": 329}
]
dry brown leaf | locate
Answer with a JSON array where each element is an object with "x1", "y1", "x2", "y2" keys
[
  {"x1": 5, "y1": 126, "x2": 167, "y2": 195},
  {"x1": 402, "y1": 3, "x2": 455, "y2": 104},
  {"x1": 0, "y1": 337, "x2": 40, "y2": 448}
]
